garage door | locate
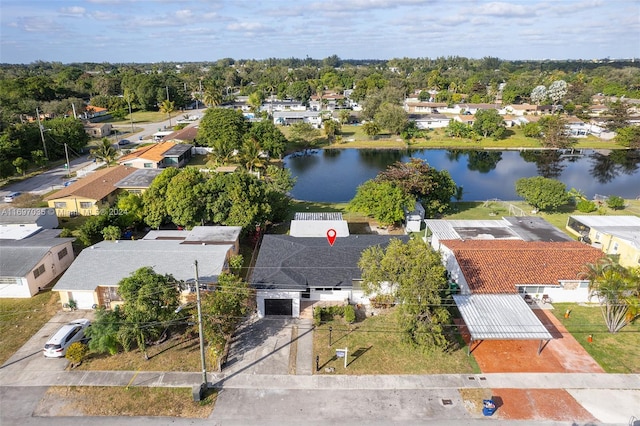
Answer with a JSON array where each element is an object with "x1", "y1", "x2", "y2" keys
[
  {"x1": 71, "y1": 291, "x2": 95, "y2": 310},
  {"x1": 264, "y1": 299, "x2": 292, "y2": 316}
]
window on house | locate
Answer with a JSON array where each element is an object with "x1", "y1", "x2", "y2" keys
[
  {"x1": 579, "y1": 281, "x2": 590, "y2": 288},
  {"x1": 595, "y1": 232, "x2": 601, "y2": 241},
  {"x1": 33, "y1": 264, "x2": 46, "y2": 279},
  {"x1": 612, "y1": 243, "x2": 619, "y2": 253},
  {"x1": 80, "y1": 202, "x2": 93, "y2": 209},
  {"x1": 58, "y1": 247, "x2": 68, "y2": 260},
  {"x1": 143, "y1": 163, "x2": 153, "y2": 168},
  {"x1": 54, "y1": 202, "x2": 67, "y2": 208}
]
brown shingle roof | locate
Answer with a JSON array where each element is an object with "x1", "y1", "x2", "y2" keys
[
  {"x1": 45, "y1": 166, "x2": 136, "y2": 201},
  {"x1": 118, "y1": 142, "x2": 175, "y2": 163},
  {"x1": 442, "y1": 240, "x2": 604, "y2": 294}
]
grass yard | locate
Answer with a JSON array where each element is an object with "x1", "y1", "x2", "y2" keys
[
  {"x1": 109, "y1": 110, "x2": 169, "y2": 125},
  {"x1": 0, "y1": 291, "x2": 60, "y2": 365},
  {"x1": 551, "y1": 303, "x2": 640, "y2": 373},
  {"x1": 39, "y1": 386, "x2": 215, "y2": 418},
  {"x1": 313, "y1": 310, "x2": 477, "y2": 375}
]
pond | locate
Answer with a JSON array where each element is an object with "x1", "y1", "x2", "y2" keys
[{"x1": 283, "y1": 148, "x2": 640, "y2": 203}]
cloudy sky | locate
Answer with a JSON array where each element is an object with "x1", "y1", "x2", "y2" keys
[{"x1": 1, "y1": 0, "x2": 639, "y2": 64}]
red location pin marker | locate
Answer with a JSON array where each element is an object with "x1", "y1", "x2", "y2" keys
[{"x1": 326, "y1": 228, "x2": 337, "y2": 246}]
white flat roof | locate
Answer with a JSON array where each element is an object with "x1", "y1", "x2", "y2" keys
[
  {"x1": 570, "y1": 215, "x2": 640, "y2": 228},
  {"x1": 453, "y1": 294, "x2": 553, "y2": 341},
  {"x1": 289, "y1": 220, "x2": 350, "y2": 238},
  {"x1": 0, "y1": 224, "x2": 42, "y2": 240}
]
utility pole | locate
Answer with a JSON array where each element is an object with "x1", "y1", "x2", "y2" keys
[
  {"x1": 64, "y1": 143, "x2": 70, "y2": 178},
  {"x1": 35, "y1": 108, "x2": 48, "y2": 160},
  {"x1": 194, "y1": 260, "x2": 208, "y2": 400}
]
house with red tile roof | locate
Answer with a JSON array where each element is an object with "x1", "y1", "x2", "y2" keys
[{"x1": 439, "y1": 239, "x2": 604, "y2": 303}]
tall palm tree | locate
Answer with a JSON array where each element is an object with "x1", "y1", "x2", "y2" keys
[
  {"x1": 581, "y1": 258, "x2": 640, "y2": 333},
  {"x1": 202, "y1": 87, "x2": 222, "y2": 107},
  {"x1": 241, "y1": 137, "x2": 265, "y2": 173},
  {"x1": 159, "y1": 100, "x2": 175, "y2": 127},
  {"x1": 90, "y1": 138, "x2": 118, "y2": 166}
]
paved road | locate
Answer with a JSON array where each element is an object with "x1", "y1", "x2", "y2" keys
[{"x1": 1, "y1": 314, "x2": 639, "y2": 425}]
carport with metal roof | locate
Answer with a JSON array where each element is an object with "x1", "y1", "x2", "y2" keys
[{"x1": 453, "y1": 294, "x2": 554, "y2": 356}]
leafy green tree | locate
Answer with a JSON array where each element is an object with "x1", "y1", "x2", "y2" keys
[
  {"x1": 117, "y1": 192, "x2": 144, "y2": 227},
  {"x1": 606, "y1": 101, "x2": 631, "y2": 131},
  {"x1": 286, "y1": 80, "x2": 312, "y2": 103},
  {"x1": 614, "y1": 126, "x2": 640, "y2": 148},
  {"x1": 247, "y1": 120, "x2": 287, "y2": 159},
  {"x1": 606, "y1": 195, "x2": 625, "y2": 210},
  {"x1": 374, "y1": 103, "x2": 408, "y2": 135},
  {"x1": 515, "y1": 176, "x2": 569, "y2": 211},
  {"x1": 446, "y1": 120, "x2": 472, "y2": 138},
  {"x1": 289, "y1": 122, "x2": 321, "y2": 149},
  {"x1": 376, "y1": 159, "x2": 457, "y2": 217},
  {"x1": 582, "y1": 259, "x2": 640, "y2": 333},
  {"x1": 263, "y1": 165, "x2": 296, "y2": 193},
  {"x1": 521, "y1": 122, "x2": 541, "y2": 138},
  {"x1": 322, "y1": 119, "x2": 341, "y2": 141},
  {"x1": 89, "y1": 138, "x2": 118, "y2": 166},
  {"x1": 143, "y1": 167, "x2": 180, "y2": 229},
  {"x1": 348, "y1": 180, "x2": 415, "y2": 227},
  {"x1": 12, "y1": 157, "x2": 28, "y2": 175},
  {"x1": 247, "y1": 91, "x2": 264, "y2": 113},
  {"x1": 338, "y1": 109, "x2": 351, "y2": 125},
  {"x1": 165, "y1": 168, "x2": 207, "y2": 228},
  {"x1": 30, "y1": 149, "x2": 47, "y2": 168},
  {"x1": 201, "y1": 272, "x2": 254, "y2": 370},
  {"x1": 576, "y1": 199, "x2": 597, "y2": 213},
  {"x1": 78, "y1": 211, "x2": 113, "y2": 246},
  {"x1": 101, "y1": 225, "x2": 121, "y2": 241},
  {"x1": 198, "y1": 108, "x2": 247, "y2": 156},
  {"x1": 86, "y1": 307, "x2": 125, "y2": 355},
  {"x1": 472, "y1": 109, "x2": 505, "y2": 138},
  {"x1": 43, "y1": 117, "x2": 89, "y2": 157},
  {"x1": 359, "y1": 238, "x2": 450, "y2": 349},
  {"x1": 538, "y1": 115, "x2": 575, "y2": 148},
  {"x1": 117, "y1": 267, "x2": 180, "y2": 359},
  {"x1": 362, "y1": 121, "x2": 381, "y2": 138}
]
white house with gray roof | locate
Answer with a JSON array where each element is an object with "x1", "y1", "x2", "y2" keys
[
  {"x1": 251, "y1": 234, "x2": 409, "y2": 317},
  {"x1": 0, "y1": 230, "x2": 75, "y2": 298},
  {"x1": 53, "y1": 234, "x2": 236, "y2": 310}
]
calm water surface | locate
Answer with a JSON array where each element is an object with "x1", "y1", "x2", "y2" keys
[{"x1": 284, "y1": 149, "x2": 640, "y2": 202}]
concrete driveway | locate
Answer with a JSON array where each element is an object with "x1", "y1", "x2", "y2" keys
[{"x1": 0, "y1": 310, "x2": 95, "y2": 377}]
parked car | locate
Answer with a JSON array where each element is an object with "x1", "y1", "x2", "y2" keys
[
  {"x1": 4, "y1": 192, "x2": 21, "y2": 203},
  {"x1": 118, "y1": 139, "x2": 131, "y2": 145},
  {"x1": 63, "y1": 179, "x2": 77, "y2": 187},
  {"x1": 43, "y1": 319, "x2": 91, "y2": 358}
]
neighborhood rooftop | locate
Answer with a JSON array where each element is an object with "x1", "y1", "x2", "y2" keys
[
  {"x1": 44, "y1": 166, "x2": 136, "y2": 201},
  {"x1": 441, "y1": 240, "x2": 604, "y2": 294},
  {"x1": 115, "y1": 168, "x2": 163, "y2": 188},
  {"x1": 0, "y1": 230, "x2": 73, "y2": 277},
  {"x1": 425, "y1": 217, "x2": 573, "y2": 242},
  {"x1": 251, "y1": 234, "x2": 409, "y2": 291}
]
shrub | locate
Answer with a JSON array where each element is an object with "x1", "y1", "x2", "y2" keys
[
  {"x1": 65, "y1": 342, "x2": 89, "y2": 367},
  {"x1": 370, "y1": 294, "x2": 395, "y2": 309},
  {"x1": 606, "y1": 195, "x2": 625, "y2": 210},
  {"x1": 576, "y1": 199, "x2": 597, "y2": 213},
  {"x1": 59, "y1": 228, "x2": 73, "y2": 238},
  {"x1": 344, "y1": 305, "x2": 356, "y2": 323}
]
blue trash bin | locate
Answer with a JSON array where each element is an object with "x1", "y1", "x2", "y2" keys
[{"x1": 482, "y1": 399, "x2": 496, "y2": 416}]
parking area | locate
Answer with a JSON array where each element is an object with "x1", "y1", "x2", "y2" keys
[{"x1": 0, "y1": 310, "x2": 95, "y2": 377}]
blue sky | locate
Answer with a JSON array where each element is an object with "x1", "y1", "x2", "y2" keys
[{"x1": 1, "y1": 0, "x2": 639, "y2": 64}]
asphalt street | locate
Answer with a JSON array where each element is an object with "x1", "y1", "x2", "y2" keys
[{"x1": 1, "y1": 314, "x2": 639, "y2": 425}]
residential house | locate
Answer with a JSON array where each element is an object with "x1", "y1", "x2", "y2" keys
[
  {"x1": 309, "y1": 92, "x2": 346, "y2": 111},
  {"x1": 114, "y1": 169, "x2": 163, "y2": 194},
  {"x1": 505, "y1": 103, "x2": 553, "y2": 116},
  {"x1": 438, "y1": 239, "x2": 604, "y2": 303},
  {"x1": 0, "y1": 208, "x2": 59, "y2": 237},
  {"x1": 404, "y1": 102, "x2": 448, "y2": 114},
  {"x1": 404, "y1": 202, "x2": 425, "y2": 233},
  {"x1": 53, "y1": 226, "x2": 241, "y2": 309},
  {"x1": 162, "y1": 125, "x2": 199, "y2": 144},
  {"x1": 117, "y1": 142, "x2": 193, "y2": 169},
  {"x1": 0, "y1": 230, "x2": 75, "y2": 298},
  {"x1": 260, "y1": 99, "x2": 306, "y2": 113},
  {"x1": 84, "y1": 123, "x2": 113, "y2": 138},
  {"x1": 251, "y1": 234, "x2": 409, "y2": 317},
  {"x1": 80, "y1": 105, "x2": 109, "y2": 121},
  {"x1": 44, "y1": 166, "x2": 136, "y2": 217},
  {"x1": 273, "y1": 111, "x2": 322, "y2": 128},
  {"x1": 453, "y1": 114, "x2": 476, "y2": 126},
  {"x1": 408, "y1": 113, "x2": 451, "y2": 129},
  {"x1": 565, "y1": 116, "x2": 589, "y2": 137},
  {"x1": 566, "y1": 215, "x2": 640, "y2": 268}
]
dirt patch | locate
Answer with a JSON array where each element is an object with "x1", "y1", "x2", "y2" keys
[
  {"x1": 456, "y1": 309, "x2": 603, "y2": 373},
  {"x1": 491, "y1": 389, "x2": 598, "y2": 422},
  {"x1": 459, "y1": 388, "x2": 493, "y2": 416}
]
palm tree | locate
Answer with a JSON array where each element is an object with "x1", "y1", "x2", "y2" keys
[
  {"x1": 581, "y1": 258, "x2": 640, "y2": 333},
  {"x1": 159, "y1": 99, "x2": 175, "y2": 127},
  {"x1": 202, "y1": 87, "x2": 222, "y2": 107},
  {"x1": 241, "y1": 137, "x2": 265, "y2": 173},
  {"x1": 90, "y1": 138, "x2": 118, "y2": 166}
]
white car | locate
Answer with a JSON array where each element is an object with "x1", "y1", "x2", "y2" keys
[
  {"x1": 4, "y1": 192, "x2": 21, "y2": 202},
  {"x1": 43, "y1": 319, "x2": 91, "y2": 358}
]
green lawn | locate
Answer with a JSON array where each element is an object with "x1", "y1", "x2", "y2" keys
[
  {"x1": 552, "y1": 303, "x2": 640, "y2": 373},
  {"x1": 109, "y1": 110, "x2": 170, "y2": 125},
  {"x1": 313, "y1": 310, "x2": 477, "y2": 375}
]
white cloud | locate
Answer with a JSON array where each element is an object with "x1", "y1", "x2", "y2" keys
[
  {"x1": 175, "y1": 9, "x2": 193, "y2": 20},
  {"x1": 59, "y1": 6, "x2": 85, "y2": 16},
  {"x1": 474, "y1": 2, "x2": 530, "y2": 17},
  {"x1": 17, "y1": 17, "x2": 66, "y2": 33},
  {"x1": 90, "y1": 11, "x2": 121, "y2": 21},
  {"x1": 226, "y1": 22, "x2": 267, "y2": 32}
]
